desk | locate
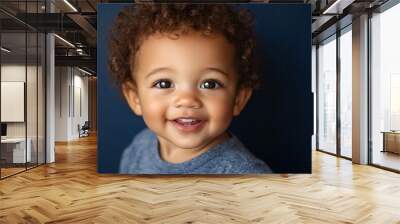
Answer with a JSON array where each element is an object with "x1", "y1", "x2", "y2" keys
[
  {"x1": 1, "y1": 138, "x2": 31, "y2": 163},
  {"x1": 381, "y1": 131, "x2": 400, "y2": 154}
]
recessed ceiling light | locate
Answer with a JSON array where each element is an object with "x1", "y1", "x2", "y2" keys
[
  {"x1": 54, "y1": 34, "x2": 75, "y2": 48},
  {"x1": 63, "y1": 0, "x2": 78, "y2": 12},
  {"x1": 322, "y1": 0, "x2": 354, "y2": 15},
  {"x1": 1, "y1": 47, "x2": 11, "y2": 53},
  {"x1": 77, "y1": 67, "x2": 93, "y2": 76}
]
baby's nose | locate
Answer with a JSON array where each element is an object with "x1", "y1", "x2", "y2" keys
[{"x1": 173, "y1": 89, "x2": 202, "y2": 109}]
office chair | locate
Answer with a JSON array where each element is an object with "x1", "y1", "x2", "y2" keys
[{"x1": 79, "y1": 121, "x2": 90, "y2": 138}]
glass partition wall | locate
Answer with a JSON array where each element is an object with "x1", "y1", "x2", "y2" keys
[
  {"x1": 370, "y1": 2, "x2": 400, "y2": 172},
  {"x1": 0, "y1": 1, "x2": 46, "y2": 179},
  {"x1": 316, "y1": 26, "x2": 353, "y2": 159}
]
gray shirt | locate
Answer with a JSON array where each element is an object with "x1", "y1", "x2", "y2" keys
[{"x1": 119, "y1": 128, "x2": 273, "y2": 174}]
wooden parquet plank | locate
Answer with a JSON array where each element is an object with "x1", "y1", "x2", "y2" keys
[{"x1": 0, "y1": 134, "x2": 400, "y2": 223}]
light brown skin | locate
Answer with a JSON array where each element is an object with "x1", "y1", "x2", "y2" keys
[{"x1": 122, "y1": 31, "x2": 252, "y2": 164}]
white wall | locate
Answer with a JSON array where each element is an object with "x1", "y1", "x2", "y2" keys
[
  {"x1": 72, "y1": 73, "x2": 89, "y2": 138},
  {"x1": 55, "y1": 66, "x2": 70, "y2": 141},
  {"x1": 55, "y1": 67, "x2": 89, "y2": 141}
]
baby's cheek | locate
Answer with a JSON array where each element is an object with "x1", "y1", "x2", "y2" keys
[
  {"x1": 142, "y1": 100, "x2": 169, "y2": 129},
  {"x1": 207, "y1": 97, "x2": 235, "y2": 129}
]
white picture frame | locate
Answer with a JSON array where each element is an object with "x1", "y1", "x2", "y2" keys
[{"x1": 1, "y1": 81, "x2": 25, "y2": 122}]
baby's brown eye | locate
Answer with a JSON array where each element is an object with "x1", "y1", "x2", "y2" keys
[
  {"x1": 200, "y1": 80, "x2": 222, "y2": 89},
  {"x1": 153, "y1": 80, "x2": 173, "y2": 88}
]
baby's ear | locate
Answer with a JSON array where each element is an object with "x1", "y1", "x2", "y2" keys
[
  {"x1": 121, "y1": 81, "x2": 142, "y2": 116},
  {"x1": 233, "y1": 87, "x2": 252, "y2": 116}
]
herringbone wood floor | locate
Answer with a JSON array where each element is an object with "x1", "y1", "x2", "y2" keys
[{"x1": 1, "y1": 134, "x2": 400, "y2": 223}]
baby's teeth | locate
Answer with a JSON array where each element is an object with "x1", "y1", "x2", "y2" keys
[{"x1": 180, "y1": 118, "x2": 194, "y2": 123}]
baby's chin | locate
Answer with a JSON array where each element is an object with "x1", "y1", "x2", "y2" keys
[
  {"x1": 155, "y1": 132, "x2": 220, "y2": 151},
  {"x1": 169, "y1": 138, "x2": 214, "y2": 151},
  {"x1": 167, "y1": 131, "x2": 231, "y2": 151}
]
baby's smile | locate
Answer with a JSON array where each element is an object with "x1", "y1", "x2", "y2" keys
[{"x1": 169, "y1": 117, "x2": 206, "y2": 133}]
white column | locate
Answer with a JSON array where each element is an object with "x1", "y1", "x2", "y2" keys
[
  {"x1": 46, "y1": 1, "x2": 55, "y2": 163},
  {"x1": 352, "y1": 14, "x2": 369, "y2": 164}
]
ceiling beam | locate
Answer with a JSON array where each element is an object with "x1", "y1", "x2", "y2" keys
[
  {"x1": 67, "y1": 13, "x2": 97, "y2": 45},
  {"x1": 55, "y1": 55, "x2": 96, "y2": 72}
]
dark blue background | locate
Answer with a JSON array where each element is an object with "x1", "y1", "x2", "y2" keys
[{"x1": 97, "y1": 3, "x2": 312, "y2": 173}]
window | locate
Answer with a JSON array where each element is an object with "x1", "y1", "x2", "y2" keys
[
  {"x1": 370, "y1": 2, "x2": 400, "y2": 171},
  {"x1": 339, "y1": 28, "x2": 352, "y2": 158},
  {"x1": 317, "y1": 35, "x2": 337, "y2": 154}
]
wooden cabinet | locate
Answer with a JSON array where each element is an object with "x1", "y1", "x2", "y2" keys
[{"x1": 382, "y1": 132, "x2": 400, "y2": 154}]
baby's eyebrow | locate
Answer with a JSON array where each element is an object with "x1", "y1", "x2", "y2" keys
[
  {"x1": 145, "y1": 67, "x2": 174, "y2": 79},
  {"x1": 145, "y1": 67, "x2": 230, "y2": 79},
  {"x1": 203, "y1": 67, "x2": 230, "y2": 78}
]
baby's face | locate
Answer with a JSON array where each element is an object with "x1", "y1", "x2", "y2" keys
[{"x1": 123, "y1": 31, "x2": 252, "y2": 151}]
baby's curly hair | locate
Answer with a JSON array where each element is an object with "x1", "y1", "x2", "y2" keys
[{"x1": 108, "y1": 3, "x2": 261, "y2": 89}]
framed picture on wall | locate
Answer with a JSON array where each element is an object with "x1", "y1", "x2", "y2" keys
[{"x1": 97, "y1": 3, "x2": 312, "y2": 174}]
